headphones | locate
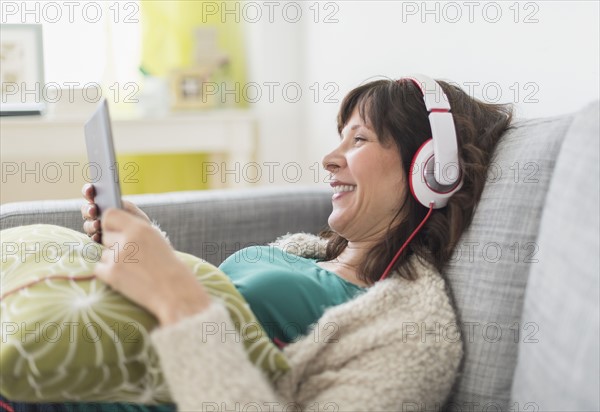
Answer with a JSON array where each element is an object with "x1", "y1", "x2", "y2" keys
[
  {"x1": 401, "y1": 74, "x2": 463, "y2": 209},
  {"x1": 380, "y1": 75, "x2": 464, "y2": 281}
]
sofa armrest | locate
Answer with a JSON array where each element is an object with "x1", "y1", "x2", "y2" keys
[{"x1": 0, "y1": 186, "x2": 332, "y2": 266}]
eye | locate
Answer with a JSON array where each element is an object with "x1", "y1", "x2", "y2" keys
[{"x1": 354, "y1": 135, "x2": 366, "y2": 143}]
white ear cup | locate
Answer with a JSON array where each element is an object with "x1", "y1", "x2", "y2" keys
[
  {"x1": 409, "y1": 139, "x2": 463, "y2": 209},
  {"x1": 402, "y1": 74, "x2": 463, "y2": 208}
]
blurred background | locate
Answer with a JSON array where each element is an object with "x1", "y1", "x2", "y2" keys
[{"x1": 1, "y1": 0, "x2": 598, "y2": 203}]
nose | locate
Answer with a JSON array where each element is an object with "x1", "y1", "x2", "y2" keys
[{"x1": 322, "y1": 144, "x2": 345, "y2": 174}]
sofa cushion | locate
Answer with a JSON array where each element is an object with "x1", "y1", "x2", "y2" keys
[
  {"x1": 443, "y1": 112, "x2": 574, "y2": 409},
  {"x1": 0, "y1": 224, "x2": 289, "y2": 403},
  {"x1": 510, "y1": 101, "x2": 599, "y2": 410}
]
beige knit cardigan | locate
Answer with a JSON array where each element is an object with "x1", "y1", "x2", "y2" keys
[{"x1": 151, "y1": 233, "x2": 463, "y2": 411}]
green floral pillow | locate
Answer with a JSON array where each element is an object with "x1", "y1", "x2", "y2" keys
[{"x1": 0, "y1": 224, "x2": 289, "y2": 403}]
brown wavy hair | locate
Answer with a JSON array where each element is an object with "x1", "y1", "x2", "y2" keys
[{"x1": 319, "y1": 78, "x2": 513, "y2": 285}]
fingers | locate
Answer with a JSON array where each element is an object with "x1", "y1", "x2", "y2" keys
[
  {"x1": 82, "y1": 183, "x2": 95, "y2": 202},
  {"x1": 81, "y1": 202, "x2": 101, "y2": 242},
  {"x1": 81, "y1": 203, "x2": 98, "y2": 221},
  {"x1": 83, "y1": 219, "x2": 101, "y2": 235},
  {"x1": 83, "y1": 219, "x2": 101, "y2": 244},
  {"x1": 81, "y1": 184, "x2": 100, "y2": 242}
]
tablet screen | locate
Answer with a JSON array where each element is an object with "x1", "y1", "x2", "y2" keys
[{"x1": 84, "y1": 98, "x2": 123, "y2": 216}]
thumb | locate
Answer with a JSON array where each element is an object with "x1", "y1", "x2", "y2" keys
[{"x1": 101, "y1": 208, "x2": 135, "y2": 232}]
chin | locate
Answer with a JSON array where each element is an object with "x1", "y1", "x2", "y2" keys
[{"x1": 327, "y1": 215, "x2": 347, "y2": 236}]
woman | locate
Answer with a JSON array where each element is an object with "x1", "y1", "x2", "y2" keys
[{"x1": 79, "y1": 75, "x2": 512, "y2": 410}]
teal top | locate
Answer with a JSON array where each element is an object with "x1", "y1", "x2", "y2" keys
[{"x1": 219, "y1": 246, "x2": 367, "y2": 344}]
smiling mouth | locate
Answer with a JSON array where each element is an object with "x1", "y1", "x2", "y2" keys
[{"x1": 332, "y1": 185, "x2": 356, "y2": 194}]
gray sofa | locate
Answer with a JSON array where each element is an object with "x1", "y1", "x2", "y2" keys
[{"x1": 1, "y1": 101, "x2": 598, "y2": 411}]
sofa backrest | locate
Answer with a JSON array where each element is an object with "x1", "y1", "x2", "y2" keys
[
  {"x1": 510, "y1": 101, "x2": 599, "y2": 411},
  {"x1": 442, "y1": 110, "x2": 575, "y2": 410},
  {"x1": 134, "y1": 187, "x2": 333, "y2": 266},
  {"x1": 0, "y1": 187, "x2": 333, "y2": 267}
]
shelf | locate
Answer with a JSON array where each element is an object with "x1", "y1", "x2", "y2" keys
[
  {"x1": 0, "y1": 109, "x2": 257, "y2": 157},
  {"x1": 0, "y1": 109, "x2": 258, "y2": 203}
]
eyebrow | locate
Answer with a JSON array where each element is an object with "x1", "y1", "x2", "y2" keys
[
  {"x1": 341, "y1": 124, "x2": 368, "y2": 134},
  {"x1": 340, "y1": 124, "x2": 371, "y2": 138}
]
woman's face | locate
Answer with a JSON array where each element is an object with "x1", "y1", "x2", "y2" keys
[{"x1": 322, "y1": 107, "x2": 406, "y2": 242}]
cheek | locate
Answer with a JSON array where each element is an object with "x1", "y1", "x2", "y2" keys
[
  {"x1": 349, "y1": 147, "x2": 406, "y2": 197},
  {"x1": 376, "y1": 152, "x2": 405, "y2": 185},
  {"x1": 378, "y1": 157, "x2": 406, "y2": 203}
]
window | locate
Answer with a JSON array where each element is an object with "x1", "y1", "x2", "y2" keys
[{"x1": 1, "y1": 0, "x2": 142, "y2": 88}]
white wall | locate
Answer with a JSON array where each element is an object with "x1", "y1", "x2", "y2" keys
[
  {"x1": 245, "y1": 1, "x2": 599, "y2": 186},
  {"x1": 243, "y1": 9, "x2": 309, "y2": 186},
  {"x1": 3, "y1": 1, "x2": 598, "y2": 190}
]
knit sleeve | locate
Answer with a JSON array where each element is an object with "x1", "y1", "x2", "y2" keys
[
  {"x1": 294, "y1": 338, "x2": 461, "y2": 411},
  {"x1": 150, "y1": 300, "x2": 291, "y2": 411}
]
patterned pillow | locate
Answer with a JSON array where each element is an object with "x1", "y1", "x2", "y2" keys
[{"x1": 0, "y1": 224, "x2": 289, "y2": 403}]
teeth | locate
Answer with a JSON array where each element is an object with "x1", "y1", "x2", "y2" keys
[{"x1": 333, "y1": 185, "x2": 356, "y2": 194}]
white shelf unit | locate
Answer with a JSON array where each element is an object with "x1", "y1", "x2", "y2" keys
[{"x1": 0, "y1": 109, "x2": 257, "y2": 204}]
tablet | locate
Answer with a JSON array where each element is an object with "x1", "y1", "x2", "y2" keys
[{"x1": 84, "y1": 99, "x2": 123, "y2": 216}]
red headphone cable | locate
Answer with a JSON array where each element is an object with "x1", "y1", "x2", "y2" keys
[
  {"x1": 379, "y1": 202, "x2": 435, "y2": 281},
  {"x1": 0, "y1": 400, "x2": 14, "y2": 412}
]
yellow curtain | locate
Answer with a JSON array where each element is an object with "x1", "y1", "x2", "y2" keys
[
  {"x1": 118, "y1": 152, "x2": 211, "y2": 194},
  {"x1": 140, "y1": 0, "x2": 247, "y2": 96},
  {"x1": 124, "y1": 1, "x2": 249, "y2": 194}
]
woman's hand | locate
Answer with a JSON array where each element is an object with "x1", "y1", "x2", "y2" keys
[
  {"x1": 94, "y1": 208, "x2": 212, "y2": 326},
  {"x1": 81, "y1": 183, "x2": 151, "y2": 243}
]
